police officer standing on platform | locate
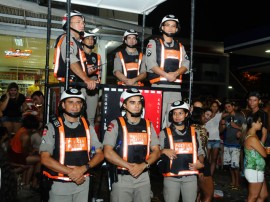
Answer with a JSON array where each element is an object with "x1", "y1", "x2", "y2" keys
[
  {"x1": 113, "y1": 30, "x2": 147, "y2": 86},
  {"x1": 81, "y1": 31, "x2": 102, "y2": 126},
  {"x1": 146, "y1": 15, "x2": 190, "y2": 128},
  {"x1": 53, "y1": 10, "x2": 96, "y2": 90},
  {"x1": 103, "y1": 88, "x2": 160, "y2": 202},
  {"x1": 39, "y1": 88, "x2": 104, "y2": 202}
]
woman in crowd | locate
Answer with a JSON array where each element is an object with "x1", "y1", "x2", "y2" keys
[
  {"x1": 205, "y1": 100, "x2": 222, "y2": 176},
  {"x1": 244, "y1": 114, "x2": 268, "y2": 202},
  {"x1": 0, "y1": 82, "x2": 26, "y2": 135},
  {"x1": 191, "y1": 107, "x2": 214, "y2": 202}
]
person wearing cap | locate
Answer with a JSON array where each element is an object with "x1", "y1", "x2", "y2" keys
[
  {"x1": 113, "y1": 29, "x2": 147, "y2": 86},
  {"x1": 81, "y1": 31, "x2": 102, "y2": 126},
  {"x1": 219, "y1": 100, "x2": 246, "y2": 191},
  {"x1": 39, "y1": 88, "x2": 104, "y2": 202},
  {"x1": 53, "y1": 10, "x2": 96, "y2": 90},
  {"x1": 103, "y1": 88, "x2": 160, "y2": 202},
  {"x1": 157, "y1": 100, "x2": 204, "y2": 202},
  {"x1": 145, "y1": 14, "x2": 190, "y2": 129},
  {"x1": 247, "y1": 91, "x2": 268, "y2": 144}
]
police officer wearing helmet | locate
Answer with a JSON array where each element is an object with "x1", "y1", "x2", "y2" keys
[
  {"x1": 103, "y1": 88, "x2": 160, "y2": 202},
  {"x1": 39, "y1": 88, "x2": 104, "y2": 202},
  {"x1": 145, "y1": 15, "x2": 190, "y2": 129},
  {"x1": 158, "y1": 100, "x2": 204, "y2": 202},
  {"x1": 113, "y1": 29, "x2": 147, "y2": 86},
  {"x1": 53, "y1": 10, "x2": 97, "y2": 90},
  {"x1": 81, "y1": 31, "x2": 102, "y2": 126}
]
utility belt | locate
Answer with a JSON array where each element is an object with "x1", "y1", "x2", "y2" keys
[{"x1": 117, "y1": 169, "x2": 148, "y2": 175}]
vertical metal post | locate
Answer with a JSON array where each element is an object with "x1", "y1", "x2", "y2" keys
[
  {"x1": 65, "y1": 0, "x2": 71, "y2": 90},
  {"x1": 141, "y1": 11, "x2": 146, "y2": 53},
  {"x1": 188, "y1": 0, "x2": 195, "y2": 104},
  {"x1": 43, "y1": 0, "x2": 52, "y2": 125}
]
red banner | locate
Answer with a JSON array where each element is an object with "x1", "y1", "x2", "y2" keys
[{"x1": 100, "y1": 87, "x2": 162, "y2": 141}]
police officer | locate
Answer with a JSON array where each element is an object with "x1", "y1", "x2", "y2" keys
[
  {"x1": 113, "y1": 29, "x2": 147, "y2": 86},
  {"x1": 103, "y1": 88, "x2": 160, "y2": 202},
  {"x1": 158, "y1": 101, "x2": 204, "y2": 202},
  {"x1": 81, "y1": 31, "x2": 102, "y2": 126},
  {"x1": 53, "y1": 10, "x2": 96, "y2": 90},
  {"x1": 145, "y1": 15, "x2": 190, "y2": 128},
  {"x1": 39, "y1": 88, "x2": 104, "y2": 202}
]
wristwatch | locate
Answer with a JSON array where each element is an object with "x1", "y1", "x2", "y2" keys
[
  {"x1": 144, "y1": 160, "x2": 150, "y2": 169},
  {"x1": 85, "y1": 164, "x2": 90, "y2": 171}
]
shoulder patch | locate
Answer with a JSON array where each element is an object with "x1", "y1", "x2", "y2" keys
[
  {"x1": 147, "y1": 44, "x2": 152, "y2": 48},
  {"x1": 147, "y1": 50, "x2": 152, "y2": 57},
  {"x1": 184, "y1": 54, "x2": 189, "y2": 60},
  {"x1": 42, "y1": 128, "x2": 48, "y2": 136},
  {"x1": 107, "y1": 122, "x2": 114, "y2": 132}
]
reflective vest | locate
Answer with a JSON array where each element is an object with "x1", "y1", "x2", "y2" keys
[
  {"x1": 117, "y1": 50, "x2": 144, "y2": 86},
  {"x1": 162, "y1": 126, "x2": 199, "y2": 177},
  {"x1": 53, "y1": 34, "x2": 87, "y2": 82},
  {"x1": 116, "y1": 117, "x2": 151, "y2": 170},
  {"x1": 43, "y1": 116, "x2": 91, "y2": 181},
  {"x1": 85, "y1": 52, "x2": 101, "y2": 83},
  {"x1": 148, "y1": 38, "x2": 183, "y2": 84}
]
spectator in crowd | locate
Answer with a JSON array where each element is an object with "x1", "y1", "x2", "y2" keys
[
  {"x1": 81, "y1": 31, "x2": 102, "y2": 126},
  {"x1": 26, "y1": 80, "x2": 40, "y2": 98},
  {"x1": 158, "y1": 101, "x2": 204, "y2": 202},
  {"x1": 8, "y1": 114, "x2": 41, "y2": 190},
  {"x1": 103, "y1": 88, "x2": 160, "y2": 202},
  {"x1": 244, "y1": 113, "x2": 268, "y2": 202},
  {"x1": 40, "y1": 88, "x2": 104, "y2": 202},
  {"x1": 247, "y1": 91, "x2": 268, "y2": 144},
  {"x1": 113, "y1": 29, "x2": 147, "y2": 86},
  {"x1": 191, "y1": 107, "x2": 214, "y2": 202},
  {"x1": 219, "y1": 101, "x2": 246, "y2": 190},
  {"x1": 0, "y1": 82, "x2": 26, "y2": 135},
  {"x1": 146, "y1": 14, "x2": 189, "y2": 128},
  {"x1": 205, "y1": 100, "x2": 222, "y2": 176}
]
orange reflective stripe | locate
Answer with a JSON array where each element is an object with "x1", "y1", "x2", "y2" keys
[
  {"x1": 117, "y1": 81, "x2": 144, "y2": 86},
  {"x1": 54, "y1": 34, "x2": 66, "y2": 78},
  {"x1": 166, "y1": 128, "x2": 174, "y2": 168},
  {"x1": 43, "y1": 170, "x2": 90, "y2": 181},
  {"x1": 118, "y1": 52, "x2": 127, "y2": 76},
  {"x1": 81, "y1": 117, "x2": 91, "y2": 159},
  {"x1": 145, "y1": 119, "x2": 151, "y2": 160},
  {"x1": 119, "y1": 117, "x2": 128, "y2": 162},
  {"x1": 163, "y1": 170, "x2": 199, "y2": 177},
  {"x1": 191, "y1": 126, "x2": 197, "y2": 164}
]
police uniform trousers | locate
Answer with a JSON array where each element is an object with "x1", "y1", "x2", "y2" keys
[
  {"x1": 81, "y1": 88, "x2": 99, "y2": 126},
  {"x1": 152, "y1": 83, "x2": 182, "y2": 129},
  {"x1": 163, "y1": 175, "x2": 197, "y2": 202},
  {"x1": 110, "y1": 171, "x2": 151, "y2": 202},
  {"x1": 49, "y1": 177, "x2": 90, "y2": 202}
]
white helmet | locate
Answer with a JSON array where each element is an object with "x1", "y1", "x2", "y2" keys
[
  {"x1": 123, "y1": 29, "x2": 138, "y2": 38},
  {"x1": 168, "y1": 100, "x2": 189, "y2": 123},
  {"x1": 82, "y1": 31, "x2": 97, "y2": 44},
  {"x1": 119, "y1": 88, "x2": 145, "y2": 117},
  {"x1": 62, "y1": 10, "x2": 85, "y2": 30},
  {"x1": 159, "y1": 14, "x2": 180, "y2": 36},
  {"x1": 60, "y1": 88, "x2": 85, "y2": 102}
]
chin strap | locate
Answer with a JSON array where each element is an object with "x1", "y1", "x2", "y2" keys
[
  {"x1": 124, "y1": 108, "x2": 142, "y2": 117},
  {"x1": 64, "y1": 110, "x2": 82, "y2": 118},
  {"x1": 162, "y1": 30, "x2": 177, "y2": 37},
  {"x1": 81, "y1": 42, "x2": 95, "y2": 50},
  {"x1": 70, "y1": 27, "x2": 84, "y2": 36}
]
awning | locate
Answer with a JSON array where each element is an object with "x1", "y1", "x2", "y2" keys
[{"x1": 53, "y1": 0, "x2": 167, "y2": 15}]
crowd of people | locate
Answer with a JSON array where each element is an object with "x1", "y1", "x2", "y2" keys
[{"x1": 0, "y1": 8, "x2": 270, "y2": 202}]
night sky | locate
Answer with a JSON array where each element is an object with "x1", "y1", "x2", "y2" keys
[{"x1": 145, "y1": 0, "x2": 270, "y2": 42}]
